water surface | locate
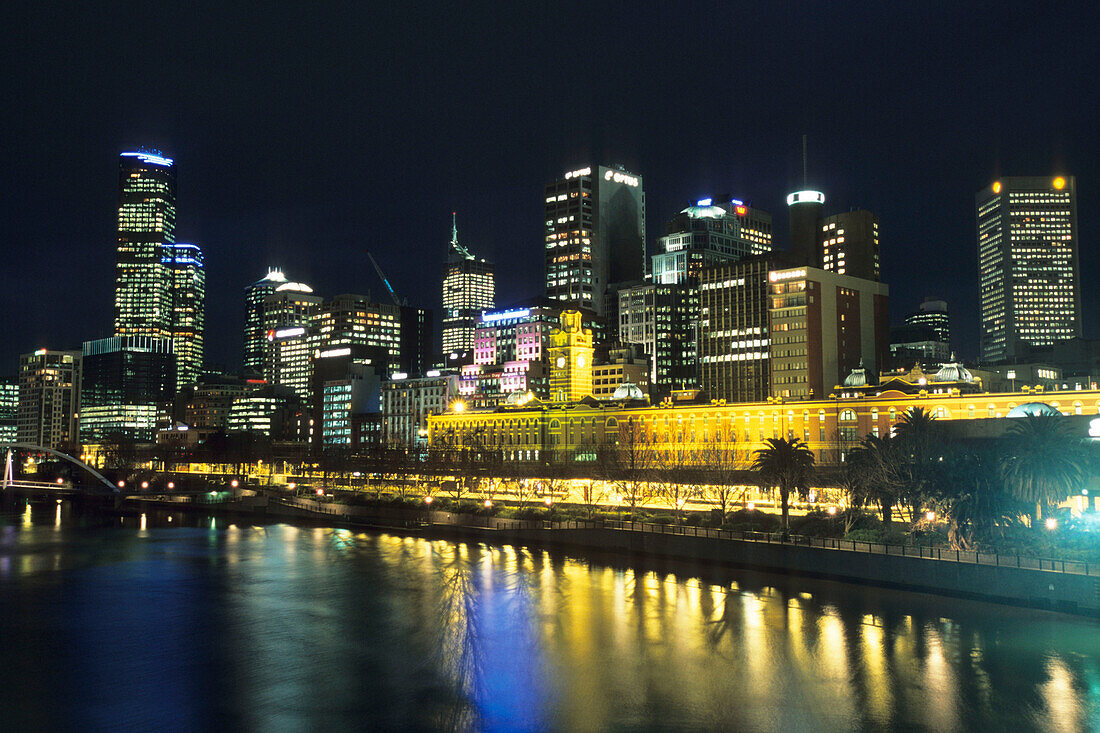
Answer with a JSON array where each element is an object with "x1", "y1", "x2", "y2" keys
[{"x1": 1, "y1": 504, "x2": 1098, "y2": 731}]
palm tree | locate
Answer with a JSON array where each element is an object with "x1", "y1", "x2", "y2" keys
[
  {"x1": 752, "y1": 437, "x2": 815, "y2": 533},
  {"x1": 1001, "y1": 414, "x2": 1091, "y2": 521},
  {"x1": 847, "y1": 434, "x2": 903, "y2": 526}
]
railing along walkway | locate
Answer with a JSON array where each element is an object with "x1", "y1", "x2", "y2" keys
[
  {"x1": 485, "y1": 517, "x2": 1099, "y2": 577},
  {"x1": 189, "y1": 495, "x2": 1100, "y2": 579}
]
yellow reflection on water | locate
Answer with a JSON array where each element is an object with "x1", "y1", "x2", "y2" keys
[
  {"x1": 861, "y1": 614, "x2": 892, "y2": 724},
  {"x1": 921, "y1": 624, "x2": 959, "y2": 731},
  {"x1": 1041, "y1": 657, "x2": 1084, "y2": 733}
]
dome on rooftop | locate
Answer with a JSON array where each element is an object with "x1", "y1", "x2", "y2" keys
[
  {"x1": 843, "y1": 359, "x2": 874, "y2": 388},
  {"x1": 275, "y1": 281, "x2": 314, "y2": 293},
  {"x1": 505, "y1": 390, "x2": 534, "y2": 405},
  {"x1": 680, "y1": 204, "x2": 727, "y2": 219},
  {"x1": 932, "y1": 353, "x2": 973, "y2": 383},
  {"x1": 612, "y1": 381, "x2": 647, "y2": 401},
  {"x1": 1007, "y1": 402, "x2": 1061, "y2": 418}
]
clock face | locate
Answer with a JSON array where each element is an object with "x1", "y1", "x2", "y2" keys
[
  {"x1": 577, "y1": 356, "x2": 586, "y2": 368},
  {"x1": 556, "y1": 356, "x2": 566, "y2": 369}
]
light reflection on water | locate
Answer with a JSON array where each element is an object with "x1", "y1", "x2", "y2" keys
[{"x1": 0, "y1": 510, "x2": 1098, "y2": 731}]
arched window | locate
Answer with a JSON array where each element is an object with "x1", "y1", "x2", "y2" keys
[
  {"x1": 934, "y1": 406, "x2": 948, "y2": 418},
  {"x1": 839, "y1": 409, "x2": 857, "y2": 421},
  {"x1": 1074, "y1": 401, "x2": 1083, "y2": 415},
  {"x1": 871, "y1": 408, "x2": 878, "y2": 421}
]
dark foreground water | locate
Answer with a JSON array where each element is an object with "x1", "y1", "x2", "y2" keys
[{"x1": 1, "y1": 504, "x2": 1098, "y2": 731}]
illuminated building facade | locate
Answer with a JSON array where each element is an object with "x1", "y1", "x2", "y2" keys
[
  {"x1": 226, "y1": 385, "x2": 304, "y2": 438},
  {"x1": 592, "y1": 343, "x2": 650, "y2": 401},
  {"x1": 430, "y1": 381, "x2": 1100, "y2": 468},
  {"x1": 544, "y1": 165, "x2": 645, "y2": 317},
  {"x1": 114, "y1": 151, "x2": 176, "y2": 339},
  {"x1": 787, "y1": 189, "x2": 826, "y2": 267},
  {"x1": 618, "y1": 282, "x2": 696, "y2": 391},
  {"x1": 262, "y1": 282, "x2": 322, "y2": 402},
  {"x1": 820, "y1": 210, "x2": 880, "y2": 281},
  {"x1": 313, "y1": 294, "x2": 403, "y2": 372},
  {"x1": 311, "y1": 345, "x2": 384, "y2": 451},
  {"x1": 79, "y1": 336, "x2": 175, "y2": 443},
  {"x1": 699, "y1": 255, "x2": 795, "y2": 403},
  {"x1": 175, "y1": 373, "x2": 250, "y2": 433},
  {"x1": 164, "y1": 243, "x2": 204, "y2": 389},
  {"x1": 768, "y1": 266, "x2": 889, "y2": 400},
  {"x1": 442, "y1": 215, "x2": 494, "y2": 354},
  {"x1": 977, "y1": 176, "x2": 1081, "y2": 363},
  {"x1": 548, "y1": 311, "x2": 594, "y2": 402},
  {"x1": 651, "y1": 199, "x2": 772, "y2": 285},
  {"x1": 890, "y1": 297, "x2": 951, "y2": 368},
  {"x1": 17, "y1": 349, "x2": 82, "y2": 450},
  {"x1": 0, "y1": 378, "x2": 17, "y2": 444},
  {"x1": 244, "y1": 269, "x2": 288, "y2": 375},
  {"x1": 382, "y1": 371, "x2": 459, "y2": 450}
]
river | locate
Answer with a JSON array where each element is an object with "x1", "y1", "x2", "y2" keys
[{"x1": 1, "y1": 503, "x2": 1098, "y2": 731}]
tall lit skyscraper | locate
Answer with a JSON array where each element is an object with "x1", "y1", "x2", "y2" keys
[
  {"x1": 977, "y1": 176, "x2": 1081, "y2": 362},
  {"x1": 244, "y1": 268, "x2": 288, "y2": 375},
  {"x1": 114, "y1": 150, "x2": 176, "y2": 338},
  {"x1": 165, "y1": 243, "x2": 204, "y2": 388},
  {"x1": 544, "y1": 165, "x2": 645, "y2": 317},
  {"x1": 442, "y1": 214, "x2": 494, "y2": 354},
  {"x1": 262, "y1": 281, "x2": 322, "y2": 403}
]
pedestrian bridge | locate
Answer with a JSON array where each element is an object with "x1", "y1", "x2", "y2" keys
[{"x1": 2, "y1": 443, "x2": 118, "y2": 495}]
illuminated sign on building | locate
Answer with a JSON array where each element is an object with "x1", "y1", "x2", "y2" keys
[
  {"x1": 603, "y1": 170, "x2": 639, "y2": 187},
  {"x1": 481, "y1": 308, "x2": 531, "y2": 323},
  {"x1": 563, "y1": 167, "x2": 591, "y2": 179},
  {"x1": 316, "y1": 347, "x2": 352, "y2": 359},
  {"x1": 786, "y1": 190, "x2": 826, "y2": 206},
  {"x1": 120, "y1": 151, "x2": 174, "y2": 167},
  {"x1": 273, "y1": 327, "x2": 306, "y2": 339},
  {"x1": 769, "y1": 269, "x2": 808, "y2": 282}
]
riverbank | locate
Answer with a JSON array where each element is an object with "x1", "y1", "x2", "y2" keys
[{"x1": 108, "y1": 492, "x2": 1100, "y2": 618}]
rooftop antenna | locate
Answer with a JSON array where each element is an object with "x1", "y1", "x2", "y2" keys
[
  {"x1": 450, "y1": 211, "x2": 473, "y2": 259},
  {"x1": 802, "y1": 134, "x2": 808, "y2": 187}
]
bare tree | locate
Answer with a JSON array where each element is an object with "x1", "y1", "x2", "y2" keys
[{"x1": 596, "y1": 417, "x2": 657, "y2": 516}]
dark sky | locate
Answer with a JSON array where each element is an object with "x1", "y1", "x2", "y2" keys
[{"x1": 1, "y1": 2, "x2": 1095, "y2": 373}]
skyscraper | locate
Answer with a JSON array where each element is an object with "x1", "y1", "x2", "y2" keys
[
  {"x1": 165, "y1": 243, "x2": 204, "y2": 388},
  {"x1": 262, "y1": 281, "x2": 322, "y2": 402},
  {"x1": 786, "y1": 189, "x2": 825, "y2": 267},
  {"x1": 544, "y1": 165, "x2": 645, "y2": 317},
  {"x1": 79, "y1": 336, "x2": 175, "y2": 443},
  {"x1": 244, "y1": 268, "x2": 289, "y2": 375},
  {"x1": 819, "y1": 210, "x2": 880, "y2": 281},
  {"x1": 442, "y1": 214, "x2": 494, "y2": 354},
  {"x1": 977, "y1": 176, "x2": 1081, "y2": 362},
  {"x1": 17, "y1": 349, "x2": 82, "y2": 450},
  {"x1": 651, "y1": 198, "x2": 772, "y2": 285},
  {"x1": 114, "y1": 150, "x2": 176, "y2": 339}
]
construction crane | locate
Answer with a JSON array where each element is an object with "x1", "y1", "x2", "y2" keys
[{"x1": 365, "y1": 248, "x2": 403, "y2": 306}]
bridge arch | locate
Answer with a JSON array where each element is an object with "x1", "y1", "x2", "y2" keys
[{"x1": 2, "y1": 443, "x2": 118, "y2": 493}]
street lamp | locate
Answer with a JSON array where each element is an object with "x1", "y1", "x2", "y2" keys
[
  {"x1": 925, "y1": 510, "x2": 936, "y2": 522},
  {"x1": 230, "y1": 479, "x2": 239, "y2": 488},
  {"x1": 1045, "y1": 517, "x2": 1058, "y2": 530},
  {"x1": 141, "y1": 481, "x2": 149, "y2": 490},
  {"x1": 167, "y1": 482, "x2": 175, "y2": 489},
  {"x1": 117, "y1": 480, "x2": 125, "y2": 488},
  {"x1": 424, "y1": 495, "x2": 433, "y2": 505}
]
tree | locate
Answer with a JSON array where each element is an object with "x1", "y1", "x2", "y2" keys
[
  {"x1": 928, "y1": 444, "x2": 1024, "y2": 549},
  {"x1": 847, "y1": 434, "x2": 906, "y2": 526},
  {"x1": 653, "y1": 443, "x2": 703, "y2": 524},
  {"x1": 752, "y1": 437, "x2": 815, "y2": 533},
  {"x1": 700, "y1": 437, "x2": 747, "y2": 518},
  {"x1": 596, "y1": 418, "x2": 657, "y2": 516},
  {"x1": 1001, "y1": 414, "x2": 1091, "y2": 521}
]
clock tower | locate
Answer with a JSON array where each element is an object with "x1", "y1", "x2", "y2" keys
[{"x1": 548, "y1": 310, "x2": 594, "y2": 402}]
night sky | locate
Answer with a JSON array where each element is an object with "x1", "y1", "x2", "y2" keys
[{"x1": 2, "y1": 3, "x2": 1095, "y2": 373}]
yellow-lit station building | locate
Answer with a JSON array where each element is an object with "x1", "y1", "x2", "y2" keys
[{"x1": 428, "y1": 312, "x2": 1100, "y2": 468}]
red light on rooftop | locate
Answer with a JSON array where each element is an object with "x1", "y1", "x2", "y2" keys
[
  {"x1": 735, "y1": 205, "x2": 748, "y2": 216},
  {"x1": 246, "y1": 379, "x2": 267, "y2": 384}
]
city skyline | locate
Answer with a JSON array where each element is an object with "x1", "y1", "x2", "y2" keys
[{"x1": 1, "y1": 4, "x2": 1095, "y2": 371}]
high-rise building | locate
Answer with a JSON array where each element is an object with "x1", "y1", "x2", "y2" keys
[
  {"x1": 787, "y1": 190, "x2": 826, "y2": 268},
  {"x1": 618, "y1": 282, "x2": 697, "y2": 392},
  {"x1": 651, "y1": 199, "x2": 772, "y2": 285},
  {"x1": 906, "y1": 297, "x2": 950, "y2": 342},
  {"x1": 79, "y1": 336, "x2": 175, "y2": 443},
  {"x1": 17, "y1": 349, "x2": 82, "y2": 450},
  {"x1": 244, "y1": 269, "x2": 289, "y2": 375},
  {"x1": 114, "y1": 150, "x2": 177, "y2": 339},
  {"x1": 382, "y1": 372, "x2": 459, "y2": 451},
  {"x1": 544, "y1": 165, "x2": 645, "y2": 317},
  {"x1": 314, "y1": 294, "x2": 403, "y2": 372},
  {"x1": 398, "y1": 305, "x2": 433, "y2": 376},
  {"x1": 262, "y1": 281, "x2": 322, "y2": 401},
  {"x1": 442, "y1": 214, "x2": 494, "y2": 354},
  {"x1": 0, "y1": 377, "x2": 18, "y2": 444},
  {"x1": 768, "y1": 266, "x2": 889, "y2": 399},
  {"x1": 977, "y1": 176, "x2": 1081, "y2": 363},
  {"x1": 699, "y1": 254, "x2": 798, "y2": 403},
  {"x1": 312, "y1": 344, "x2": 385, "y2": 451},
  {"x1": 819, "y1": 210, "x2": 880, "y2": 281},
  {"x1": 165, "y1": 243, "x2": 204, "y2": 389}
]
